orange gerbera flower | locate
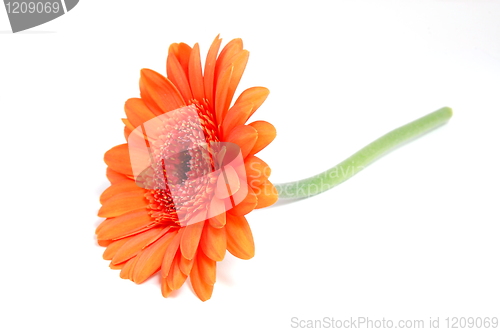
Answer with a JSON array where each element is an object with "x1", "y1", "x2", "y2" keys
[{"x1": 96, "y1": 36, "x2": 278, "y2": 301}]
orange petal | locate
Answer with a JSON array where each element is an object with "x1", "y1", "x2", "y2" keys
[
  {"x1": 102, "y1": 237, "x2": 130, "y2": 260},
  {"x1": 124, "y1": 98, "x2": 157, "y2": 129},
  {"x1": 179, "y1": 254, "x2": 196, "y2": 275},
  {"x1": 120, "y1": 255, "x2": 138, "y2": 280},
  {"x1": 96, "y1": 216, "x2": 109, "y2": 235},
  {"x1": 167, "y1": 252, "x2": 188, "y2": 291},
  {"x1": 200, "y1": 223, "x2": 226, "y2": 261},
  {"x1": 225, "y1": 125, "x2": 258, "y2": 159},
  {"x1": 244, "y1": 155, "x2": 271, "y2": 188},
  {"x1": 180, "y1": 220, "x2": 205, "y2": 260},
  {"x1": 161, "y1": 277, "x2": 173, "y2": 298},
  {"x1": 215, "y1": 38, "x2": 243, "y2": 84},
  {"x1": 132, "y1": 231, "x2": 176, "y2": 284},
  {"x1": 225, "y1": 214, "x2": 255, "y2": 260},
  {"x1": 99, "y1": 180, "x2": 143, "y2": 204},
  {"x1": 215, "y1": 165, "x2": 240, "y2": 199},
  {"x1": 214, "y1": 44, "x2": 249, "y2": 119},
  {"x1": 161, "y1": 228, "x2": 183, "y2": 278},
  {"x1": 169, "y1": 42, "x2": 191, "y2": 75},
  {"x1": 203, "y1": 35, "x2": 222, "y2": 108},
  {"x1": 122, "y1": 118, "x2": 135, "y2": 133},
  {"x1": 221, "y1": 87, "x2": 269, "y2": 135},
  {"x1": 214, "y1": 64, "x2": 233, "y2": 125},
  {"x1": 190, "y1": 256, "x2": 214, "y2": 301},
  {"x1": 106, "y1": 167, "x2": 130, "y2": 184},
  {"x1": 229, "y1": 186, "x2": 257, "y2": 216},
  {"x1": 208, "y1": 198, "x2": 226, "y2": 228},
  {"x1": 140, "y1": 68, "x2": 185, "y2": 115},
  {"x1": 95, "y1": 214, "x2": 117, "y2": 235},
  {"x1": 97, "y1": 239, "x2": 112, "y2": 247},
  {"x1": 167, "y1": 44, "x2": 193, "y2": 102},
  {"x1": 248, "y1": 121, "x2": 276, "y2": 155},
  {"x1": 109, "y1": 261, "x2": 126, "y2": 270},
  {"x1": 96, "y1": 209, "x2": 153, "y2": 241},
  {"x1": 223, "y1": 50, "x2": 249, "y2": 113},
  {"x1": 197, "y1": 251, "x2": 216, "y2": 285},
  {"x1": 98, "y1": 190, "x2": 148, "y2": 218},
  {"x1": 104, "y1": 144, "x2": 133, "y2": 176},
  {"x1": 188, "y1": 43, "x2": 205, "y2": 103},
  {"x1": 124, "y1": 126, "x2": 132, "y2": 140},
  {"x1": 111, "y1": 227, "x2": 163, "y2": 265},
  {"x1": 253, "y1": 179, "x2": 279, "y2": 209}
]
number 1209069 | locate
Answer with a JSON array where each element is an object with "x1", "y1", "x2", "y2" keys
[{"x1": 5, "y1": 2, "x2": 60, "y2": 14}]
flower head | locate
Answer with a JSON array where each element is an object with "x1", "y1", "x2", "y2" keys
[{"x1": 96, "y1": 36, "x2": 278, "y2": 301}]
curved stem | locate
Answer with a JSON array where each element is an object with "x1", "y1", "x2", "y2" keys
[{"x1": 275, "y1": 107, "x2": 453, "y2": 199}]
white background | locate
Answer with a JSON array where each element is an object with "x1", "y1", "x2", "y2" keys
[{"x1": 1, "y1": 0, "x2": 499, "y2": 331}]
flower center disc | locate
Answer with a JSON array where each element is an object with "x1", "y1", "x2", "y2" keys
[{"x1": 128, "y1": 104, "x2": 247, "y2": 227}]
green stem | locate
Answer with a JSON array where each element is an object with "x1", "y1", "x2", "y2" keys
[{"x1": 275, "y1": 107, "x2": 453, "y2": 199}]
